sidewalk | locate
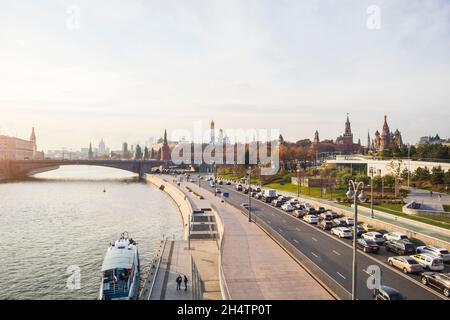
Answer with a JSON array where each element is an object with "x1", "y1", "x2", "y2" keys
[
  {"x1": 149, "y1": 240, "x2": 192, "y2": 300},
  {"x1": 177, "y1": 178, "x2": 333, "y2": 300}
]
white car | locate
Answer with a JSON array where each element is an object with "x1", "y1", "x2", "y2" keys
[
  {"x1": 303, "y1": 214, "x2": 318, "y2": 224},
  {"x1": 383, "y1": 232, "x2": 409, "y2": 242},
  {"x1": 344, "y1": 217, "x2": 354, "y2": 226},
  {"x1": 362, "y1": 232, "x2": 385, "y2": 245},
  {"x1": 281, "y1": 203, "x2": 294, "y2": 212},
  {"x1": 410, "y1": 253, "x2": 445, "y2": 271},
  {"x1": 416, "y1": 246, "x2": 450, "y2": 262},
  {"x1": 331, "y1": 227, "x2": 353, "y2": 239}
]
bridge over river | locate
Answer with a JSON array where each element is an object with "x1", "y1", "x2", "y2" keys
[{"x1": 0, "y1": 159, "x2": 172, "y2": 180}]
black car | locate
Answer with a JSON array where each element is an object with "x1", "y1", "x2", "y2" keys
[
  {"x1": 373, "y1": 286, "x2": 406, "y2": 300},
  {"x1": 385, "y1": 240, "x2": 416, "y2": 255},
  {"x1": 421, "y1": 272, "x2": 450, "y2": 297},
  {"x1": 317, "y1": 207, "x2": 326, "y2": 214},
  {"x1": 356, "y1": 238, "x2": 379, "y2": 253},
  {"x1": 319, "y1": 220, "x2": 333, "y2": 231}
]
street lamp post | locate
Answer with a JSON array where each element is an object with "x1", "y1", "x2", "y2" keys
[
  {"x1": 297, "y1": 162, "x2": 301, "y2": 199},
  {"x1": 247, "y1": 167, "x2": 252, "y2": 222},
  {"x1": 346, "y1": 180, "x2": 367, "y2": 301},
  {"x1": 407, "y1": 144, "x2": 411, "y2": 188},
  {"x1": 369, "y1": 167, "x2": 374, "y2": 219}
]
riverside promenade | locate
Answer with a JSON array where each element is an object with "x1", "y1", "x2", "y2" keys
[{"x1": 161, "y1": 175, "x2": 333, "y2": 300}]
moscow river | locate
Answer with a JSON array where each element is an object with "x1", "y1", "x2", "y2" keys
[{"x1": 0, "y1": 166, "x2": 183, "y2": 300}]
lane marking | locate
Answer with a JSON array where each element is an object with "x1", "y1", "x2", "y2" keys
[
  {"x1": 332, "y1": 250, "x2": 341, "y2": 256},
  {"x1": 278, "y1": 228, "x2": 283, "y2": 234},
  {"x1": 295, "y1": 227, "x2": 301, "y2": 231},
  {"x1": 267, "y1": 220, "x2": 271, "y2": 224},
  {"x1": 337, "y1": 272, "x2": 346, "y2": 279},
  {"x1": 293, "y1": 239, "x2": 299, "y2": 244},
  {"x1": 311, "y1": 237, "x2": 318, "y2": 242},
  {"x1": 311, "y1": 252, "x2": 319, "y2": 258}
]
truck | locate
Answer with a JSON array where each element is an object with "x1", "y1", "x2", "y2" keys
[{"x1": 262, "y1": 189, "x2": 277, "y2": 203}]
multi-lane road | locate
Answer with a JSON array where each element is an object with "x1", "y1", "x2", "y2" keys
[{"x1": 194, "y1": 178, "x2": 448, "y2": 300}]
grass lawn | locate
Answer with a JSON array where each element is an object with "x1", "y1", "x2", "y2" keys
[{"x1": 264, "y1": 182, "x2": 347, "y2": 200}]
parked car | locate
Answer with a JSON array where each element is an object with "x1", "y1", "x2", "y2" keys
[
  {"x1": 236, "y1": 184, "x2": 243, "y2": 191},
  {"x1": 295, "y1": 204, "x2": 306, "y2": 210},
  {"x1": 373, "y1": 286, "x2": 406, "y2": 300},
  {"x1": 218, "y1": 180, "x2": 223, "y2": 185},
  {"x1": 361, "y1": 223, "x2": 376, "y2": 232},
  {"x1": 303, "y1": 214, "x2": 319, "y2": 224},
  {"x1": 317, "y1": 207, "x2": 326, "y2": 214},
  {"x1": 308, "y1": 207, "x2": 317, "y2": 215},
  {"x1": 319, "y1": 212, "x2": 333, "y2": 221},
  {"x1": 292, "y1": 210, "x2": 306, "y2": 218},
  {"x1": 215, "y1": 188, "x2": 221, "y2": 194},
  {"x1": 385, "y1": 240, "x2": 416, "y2": 255},
  {"x1": 352, "y1": 225, "x2": 365, "y2": 237},
  {"x1": 319, "y1": 220, "x2": 333, "y2": 231},
  {"x1": 416, "y1": 246, "x2": 450, "y2": 263},
  {"x1": 250, "y1": 191, "x2": 257, "y2": 198},
  {"x1": 357, "y1": 238, "x2": 379, "y2": 253},
  {"x1": 331, "y1": 227, "x2": 353, "y2": 239},
  {"x1": 255, "y1": 186, "x2": 261, "y2": 192},
  {"x1": 226, "y1": 181, "x2": 231, "y2": 185},
  {"x1": 362, "y1": 232, "x2": 385, "y2": 245},
  {"x1": 421, "y1": 272, "x2": 450, "y2": 297},
  {"x1": 388, "y1": 256, "x2": 424, "y2": 274},
  {"x1": 281, "y1": 203, "x2": 295, "y2": 212},
  {"x1": 410, "y1": 253, "x2": 445, "y2": 271},
  {"x1": 241, "y1": 203, "x2": 249, "y2": 209},
  {"x1": 383, "y1": 232, "x2": 409, "y2": 242},
  {"x1": 271, "y1": 199, "x2": 282, "y2": 207}
]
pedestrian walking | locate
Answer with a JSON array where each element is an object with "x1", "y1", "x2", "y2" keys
[
  {"x1": 176, "y1": 275, "x2": 182, "y2": 291},
  {"x1": 183, "y1": 275, "x2": 188, "y2": 291},
  {"x1": 438, "y1": 194, "x2": 442, "y2": 201},
  {"x1": 430, "y1": 190, "x2": 433, "y2": 197}
]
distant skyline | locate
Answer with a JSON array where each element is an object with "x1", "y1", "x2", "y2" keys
[{"x1": 1, "y1": 0, "x2": 450, "y2": 151}]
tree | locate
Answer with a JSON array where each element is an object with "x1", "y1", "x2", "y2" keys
[
  {"x1": 383, "y1": 174, "x2": 395, "y2": 189},
  {"x1": 135, "y1": 144, "x2": 143, "y2": 160},
  {"x1": 444, "y1": 170, "x2": 450, "y2": 185},
  {"x1": 373, "y1": 175, "x2": 383, "y2": 189},
  {"x1": 144, "y1": 146, "x2": 149, "y2": 160},
  {"x1": 336, "y1": 169, "x2": 352, "y2": 189},
  {"x1": 355, "y1": 173, "x2": 370, "y2": 185},
  {"x1": 431, "y1": 166, "x2": 444, "y2": 185},
  {"x1": 412, "y1": 167, "x2": 431, "y2": 181}
]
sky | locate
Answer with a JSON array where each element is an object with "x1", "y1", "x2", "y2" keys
[{"x1": 1, "y1": 0, "x2": 450, "y2": 151}]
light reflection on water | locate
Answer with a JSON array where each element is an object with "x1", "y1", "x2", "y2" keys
[{"x1": 0, "y1": 166, "x2": 183, "y2": 299}]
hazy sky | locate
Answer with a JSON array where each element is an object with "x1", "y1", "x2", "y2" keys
[{"x1": 1, "y1": 0, "x2": 450, "y2": 151}]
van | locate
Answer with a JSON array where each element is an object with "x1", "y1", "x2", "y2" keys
[{"x1": 410, "y1": 254, "x2": 444, "y2": 271}]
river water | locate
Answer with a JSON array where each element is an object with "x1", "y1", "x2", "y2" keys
[{"x1": 0, "y1": 166, "x2": 183, "y2": 300}]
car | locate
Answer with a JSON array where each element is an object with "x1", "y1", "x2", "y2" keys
[
  {"x1": 388, "y1": 256, "x2": 424, "y2": 274},
  {"x1": 307, "y1": 207, "x2": 317, "y2": 215},
  {"x1": 215, "y1": 188, "x2": 221, "y2": 194},
  {"x1": 250, "y1": 191, "x2": 257, "y2": 198},
  {"x1": 410, "y1": 253, "x2": 445, "y2": 271},
  {"x1": 383, "y1": 232, "x2": 409, "y2": 242},
  {"x1": 421, "y1": 272, "x2": 450, "y2": 297},
  {"x1": 373, "y1": 286, "x2": 406, "y2": 300},
  {"x1": 343, "y1": 217, "x2": 354, "y2": 226},
  {"x1": 416, "y1": 246, "x2": 450, "y2": 263},
  {"x1": 329, "y1": 211, "x2": 339, "y2": 219},
  {"x1": 235, "y1": 184, "x2": 243, "y2": 191},
  {"x1": 218, "y1": 180, "x2": 223, "y2": 185},
  {"x1": 281, "y1": 203, "x2": 295, "y2": 212},
  {"x1": 361, "y1": 223, "x2": 376, "y2": 232},
  {"x1": 319, "y1": 220, "x2": 333, "y2": 230},
  {"x1": 356, "y1": 238, "x2": 379, "y2": 253},
  {"x1": 331, "y1": 227, "x2": 353, "y2": 238},
  {"x1": 241, "y1": 203, "x2": 249, "y2": 209},
  {"x1": 319, "y1": 212, "x2": 333, "y2": 221},
  {"x1": 226, "y1": 181, "x2": 231, "y2": 185},
  {"x1": 351, "y1": 225, "x2": 365, "y2": 237},
  {"x1": 295, "y1": 203, "x2": 306, "y2": 210},
  {"x1": 255, "y1": 186, "x2": 261, "y2": 192},
  {"x1": 271, "y1": 199, "x2": 282, "y2": 207},
  {"x1": 317, "y1": 207, "x2": 326, "y2": 214},
  {"x1": 362, "y1": 232, "x2": 385, "y2": 245},
  {"x1": 332, "y1": 218, "x2": 347, "y2": 228},
  {"x1": 292, "y1": 210, "x2": 306, "y2": 218},
  {"x1": 303, "y1": 214, "x2": 319, "y2": 224},
  {"x1": 385, "y1": 240, "x2": 416, "y2": 255}
]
